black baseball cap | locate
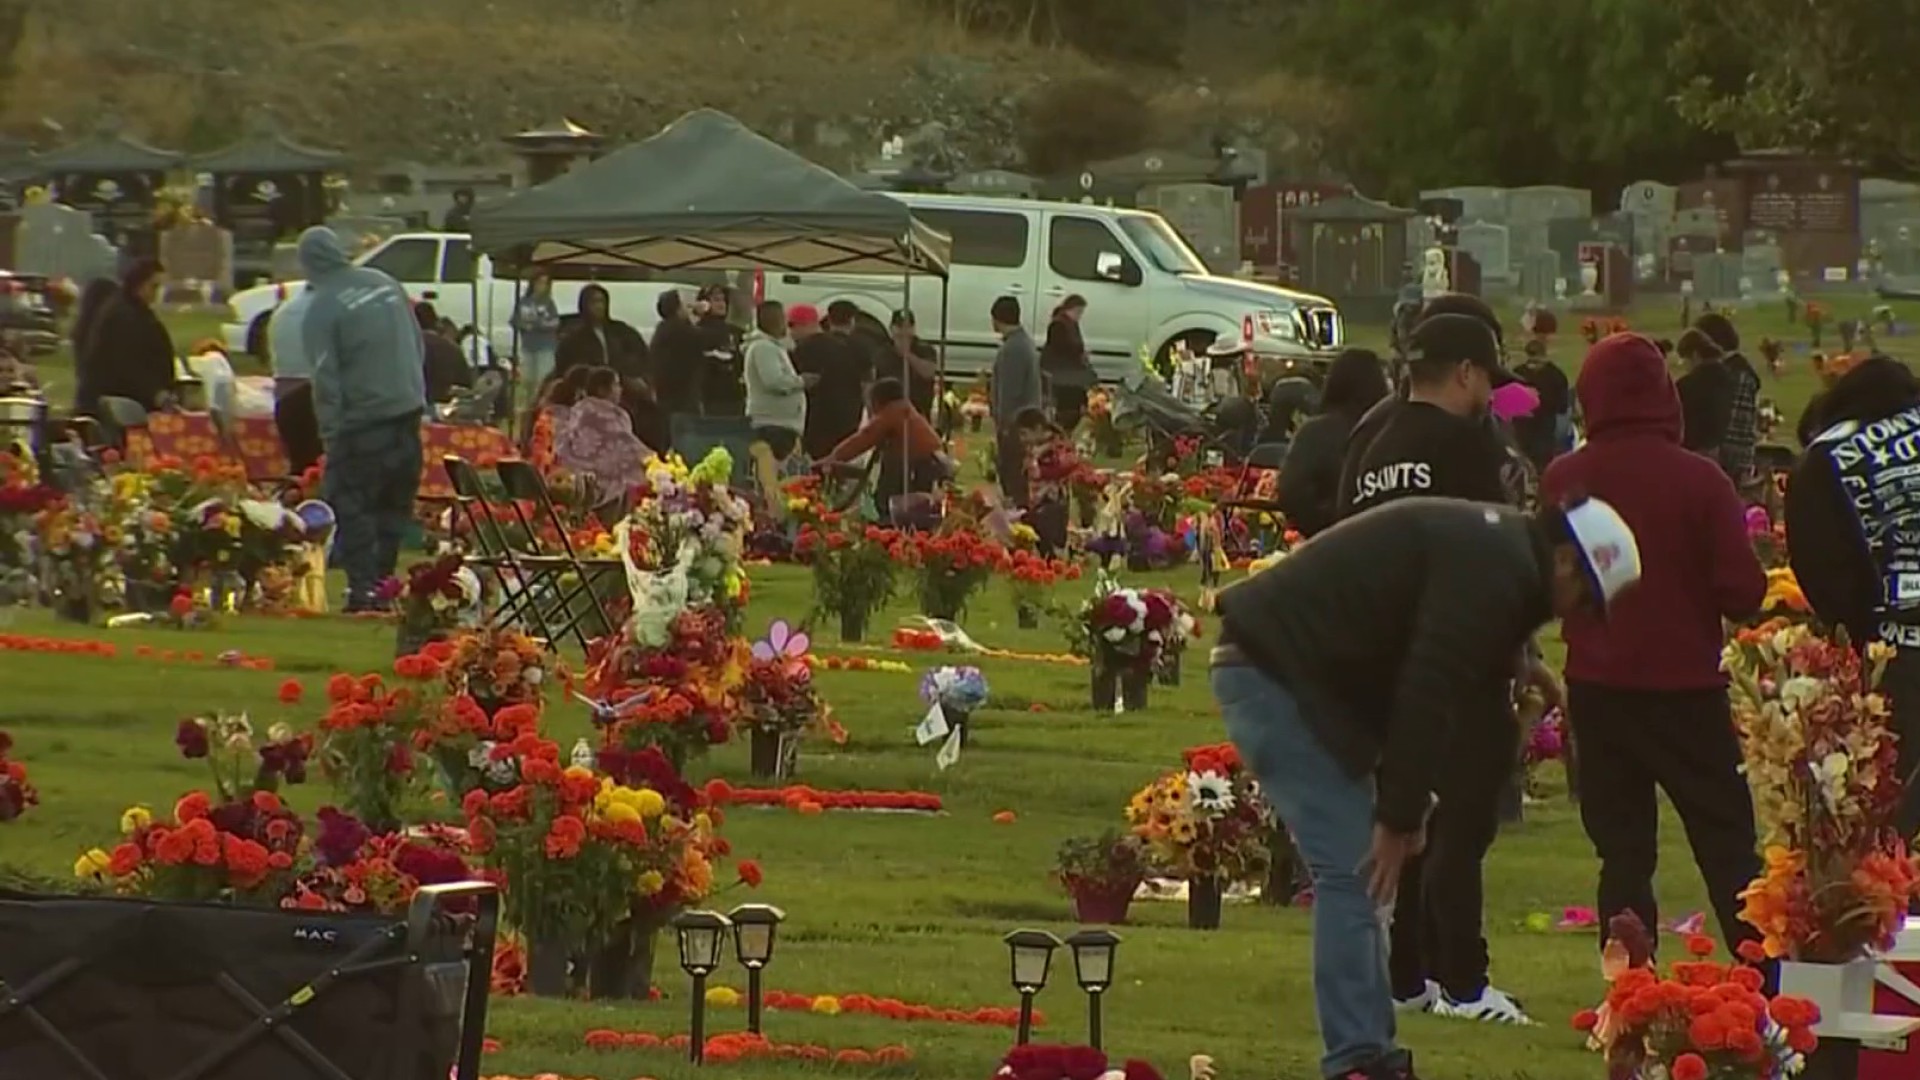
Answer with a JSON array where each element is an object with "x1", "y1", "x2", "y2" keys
[
  {"x1": 1418, "y1": 292, "x2": 1504, "y2": 346},
  {"x1": 1405, "y1": 313, "x2": 1516, "y2": 387}
]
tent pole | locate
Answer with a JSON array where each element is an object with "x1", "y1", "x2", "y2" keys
[
  {"x1": 899, "y1": 267, "x2": 911, "y2": 519},
  {"x1": 507, "y1": 269, "x2": 524, "y2": 440}
]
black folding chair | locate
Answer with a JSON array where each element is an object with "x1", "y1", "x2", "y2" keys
[
  {"x1": 1218, "y1": 442, "x2": 1291, "y2": 524},
  {"x1": 442, "y1": 455, "x2": 574, "y2": 648},
  {"x1": 0, "y1": 881, "x2": 499, "y2": 1080},
  {"x1": 494, "y1": 458, "x2": 624, "y2": 649}
]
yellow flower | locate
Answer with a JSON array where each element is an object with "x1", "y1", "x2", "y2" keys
[
  {"x1": 120, "y1": 805, "x2": 153, "y2": 835},
  {"x1": 634, "y1": 789, "x2": 667, "y2": 818},
  {"x1": 1170, "y1": 818, "x2": 1198, "y2": 845},
  {"x1": 603, "y1": 801, "x2": 642, "y2": 826},
  {"x1": 636, "y1": 870, "x2": 666, "y2": 896},
  {"x1": 707, "y1": 986, "x2": 742, "y2": 1007},
  {"x1": 810, "y1": 995, "x2": 843, "y2": 1015},
  {"x1": 74, "y1": 849, "x2": 112, "y2": 881}
]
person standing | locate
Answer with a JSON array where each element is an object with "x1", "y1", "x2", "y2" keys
[
  {"x1": 1337, "y1": 310, "x2": 1543, "y2": 1025},
  {"x1": 649, "y1": 290, "x2": 703, "y2": 450},
  {"x1": 512, "y1": 270, "x2": 561, "y2": 411},
  {"x1": 989, "y1": 295, "x2": 1041, "y2": 505},
  {"x1": 744, "y1": 300, "x2": 813, "y2": 467},
  {"x1": 1541, "y1": 333, "x2": 1766, "y2": 955},
  {"x1": 74, "y1": 259, "x2": 176, "y2": 417},
  {"x1": 1041, "y1": 295, "x2": 1096, "y2": 428},
  {"x1": 1694, "y1": 312, "x2": 1761, "y2": 489},
  {"x1": 268, "y1": 285, "x2": 322, "y2": 475},
  {"x1": 1674, "y1": 328, "x2": 1735, "y2": 457},
  {"x1": 1512, "y1": 339, "x2": 1571, "y2": 472},
  {"x1": 879, "y1": 308, "x2": 939, "y2": 417},
  {"x1": 1212, "y1": 496, "x2": 1641, "y2": 1080},
  {"x1": 443, "y1": 187, "x2": 476, "y2": 233},
  {"x1": 297, "y1": 226, "x2": 427, "y2": 614},
  {"x1": 1786, "y1": 355, "x2": 1920, "y2": 835},
  {"x1": 1276, "y1": 348, "x2": 1390, "y2": 538},
  {"x1": 695, "y1": 284, "x2": 746, "y2": 418},
  {"x1": 796, "y1": 303, "x2": 869, "y2": 461},
  {"x1": 554, "y1": 285, "x2": 649, "y2": 383}
]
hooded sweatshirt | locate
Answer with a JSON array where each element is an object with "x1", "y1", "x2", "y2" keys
[
  {"x1": 296, "y1": 227, "x2": 427, "y2": 441},
  {"x1": 744, "y1": 330, "x2": 806, "y2": 434},
  {"x1": 1541, "y1": 334, "x2": 1763, "y2": 689}
]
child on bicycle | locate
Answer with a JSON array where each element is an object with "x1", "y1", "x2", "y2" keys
[{"x1": 818, "y1": 378, "x2": 952, "y2": 520}]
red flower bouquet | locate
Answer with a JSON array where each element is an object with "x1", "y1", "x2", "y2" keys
[
  {"x1": 992, "y1": 1045, "x2": 1164, "y2": 1080},
  {"x1": 1070, "y1": 578, "x2": 1185, "y2": 675},
  {"x1": 317, "y1": 668, "x2": 436, "y2": 827},
  {"x1": 0, "y1": 729, "x2": 38, "y2": 822},
  {"x1": 793, "y1": 513, "x2": 906, "y2": 642},
  {"x1": 584, "y1": 606, "x2": 742, "y2": 772},
  {"x1": 907, "y1": 524, "x2": 1009, "y2": 622},
  {"x1": 85, "y1": 790, "x2": 307, "y2": 903}
]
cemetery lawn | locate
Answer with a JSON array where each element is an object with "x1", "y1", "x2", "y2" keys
[{"x1": 9, "y1": 566, "x2": 1692, "y2": 1080}]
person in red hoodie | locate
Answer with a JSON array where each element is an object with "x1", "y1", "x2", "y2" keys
[{"x1": 1540, "y1": 333, "x2": 1766, "y2": 954}]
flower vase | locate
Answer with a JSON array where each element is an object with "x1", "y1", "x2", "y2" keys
[
  {"x1": 1017, "y1": 605, "x2": 1040, "y2": 630},
  {"x1": 1075, "y1": 498, "x2": 1096, "y2": 529},
  {"x1": 921, "y1": 595, "x2": 959, "y2": 622},
  {"x1": 1090, "y1": 664, "x2": 1118, "y2": 712},
  {"x1": 525, "y1": 936, "x2": 572, "y2": 998},
  {"x1": 948, "y1": 708, "x2": 971, "y2": 748},
  {"x1": 1187, "y1": 876, "x2": 1224, "y2": 930},
  {"x1": 588, "y1": 921, "x2": 659, "y2": 1000},
  {"x1": 749, "y1": 728, "x2": 799, "y2": 779},
  {"x1": 1120, "y1": 669, "x2": 1150, "y2": 712},
  {"x1": 968, "y1": 414, "x2": 983, "y2": 433},
  {"x1": 1070, "y1": 879, "x2": 1139, "y2": 925},
  {"x1": 394, "y1": 623, "x2": 436, "y2": 661},
  {"x1": 839, "y1": 608, "x2": 868, "y2": 643},
  {"x1": 126, "y1": 581, "x2": 172, "y2": 614},
  {"x1": 1156, "y1": 650, "x2": 1182, "y2": 687}
]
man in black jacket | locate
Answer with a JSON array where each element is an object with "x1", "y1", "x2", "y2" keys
[
  {"x1": 1785, "y1": 355, "x2": 1920, "y2": 834},
  {"x1": 1212, "y1": 496, "x2": 1640, "y2": 1080}
]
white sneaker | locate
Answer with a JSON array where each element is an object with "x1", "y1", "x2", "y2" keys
[
  {"x1": 1433, "y1": 985, "x2": 1535, "y2": 1025},
  {"x1": 1393, "y1": 979, "x2": 1439, "y2": 1013}
]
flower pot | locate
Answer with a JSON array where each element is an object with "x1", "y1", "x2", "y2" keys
[
  {"x1": 1090, "y1": 665, "x2": 1118, "y2": 712},
  {"x1": 1120, "y1": 670, "x2": 1150, "y2": 712},
  {"x1": 968, "y1": 415, "x2": 983, "y2": 433},
  {"x1": 749, "y1": 728, "x2": 799, "y2": 780},
  {"x1": 1076, "y1": 499, "x2": 1096, "y2": 529},
  {"x1": 55, "y1": 591, "x2": 91, "y2": 624},
  {"x1": 588, "y1": 921, "x2": 659, "y2": 1000},
  {"x1": 525, "y1": 935, "x2": 572, "y2": 998},
  {"x1": 839, "y1": 608, "x2": 867, "y2": 643},
  {"x1": 948, "y1": 708, "x2": 971, "y2": 747},
  {"x1": 921, "y1": 598, "x2": 959, "y2": 622},
  {"x1": 1017, "y1": 605, "x2": 1040, "y2": 630},
  {"x1": 394, "y1": 623, "x2": 433, "y2": 661},
  {"x1": 1156, "y1": 650, "x2": 1182, "y2": 687},
  {"x1": 1070, "y1": 880, "x2": 1139, "y2": 925},
  {"x1": 1187, "y1": 876, "x2": 1224, "y2": 930}
]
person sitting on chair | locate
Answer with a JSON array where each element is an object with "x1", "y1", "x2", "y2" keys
[
  {"x1": 819, "y1": 377, "x2": 950, "y2": 516},
  {"x1": 745, "y1": 300, "x2": 816, "y2": 514},
  {"x1": 555, "y1": 366, "x2": 655, "y2": 511}
]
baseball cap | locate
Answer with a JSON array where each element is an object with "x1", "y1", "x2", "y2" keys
[
  {"x1": 1564, "y1": 496, "x2": 1641, "y2": 608},
  {"x1": 1405, "y1": 312, "x2": 1516, "y2": 387},
  {"x1": 1418, "y1": 292, "x2": 1504, "y2": 345},
  {"x1": 788, "y1": 303, "x2": 821, "y2": 328}
]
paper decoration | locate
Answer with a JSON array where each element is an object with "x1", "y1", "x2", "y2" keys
[{"x1": 914, "y1": 702, "x2": 949, "y2": 746}]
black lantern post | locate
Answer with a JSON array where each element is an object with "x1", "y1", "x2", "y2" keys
[
  {"x1": 672, "y1": 910, "x2": 732, "y2": 1063},
  {"x1": 1064, "y1": 929, "x2": 1121, "y2": 1050},
  {"x1": 728, "y1": 903, "x2": 786, "y2": 1034},
  {"x1": 1002, "y1": 929, "x2": 1062, "y2": 1045}
]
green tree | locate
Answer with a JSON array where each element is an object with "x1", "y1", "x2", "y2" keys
[{"x1": 1672, "y1": 0, "x2": 1920, "y2": 169}]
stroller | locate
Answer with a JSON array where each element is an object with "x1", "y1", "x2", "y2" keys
[{"x1": 1110, "y1": 369, "x2": 1246, "y2": 471}]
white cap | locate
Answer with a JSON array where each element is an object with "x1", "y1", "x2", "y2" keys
[{"x1": 1564, "y1": 497, "x2": 1641, "y2": 607}]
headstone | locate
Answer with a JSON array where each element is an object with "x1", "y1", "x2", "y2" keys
[
  {"x1": 1454, "y1": 221, "x2": 1512, "y2": 290},
  {"x1": 1619, "y1": 180, "x2": 1679, "y2": 266},
  {"x1": 1692, "y1": 253, "x2": 1744, "y2": 303},
  {"x1": 159, "y1": 221, "x2": 234, "y2": 296},
  {"x1": 1546, "y1": 215, "x2": 1632, "y2": 289},
  {"x1": 1861, "y1": 179, "x2": 1920, "y2": 244},
  {"x1": 1144, "y1": 183, "x2": 1240, "y2": 273},
  {"x1": 1516, "y1": 249, "x2": 1561, "y2": 304},
  {"x1": 1419, "y1": 186, "x2": 1508, "y2": 224},
  {"x1": 1506, "y1": 186, "x2": 1590, "y2": 264},
  {"x1": 14, "y1": 202, "x2": 117, "y2": 284},
  {"x1": 1881, "y1": 221, "x2": 1920, "y2": 278},
  {"x1": 1740, "y1": 238, "x2": 1787, "y2": 299}
]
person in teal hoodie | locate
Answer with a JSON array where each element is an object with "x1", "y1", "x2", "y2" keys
[{"x1": 297, "y1": 226, "x2": 428, "y2": 612}]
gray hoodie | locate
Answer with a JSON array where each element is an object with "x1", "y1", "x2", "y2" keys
[
  {"x1": 297, "y1": 227, "x2": 427, "y2": 440},
  {"x1": 744, "y1": 330, "x2": 806, "y2": 434}
]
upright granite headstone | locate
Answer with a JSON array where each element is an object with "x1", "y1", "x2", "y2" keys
[
  {"x1": 1740, "y1": 239, "x2": 1787, "y2": 299},
  {"x1": 1507, "y1": 186, "x2": 1590, "y2": 266},
  {"x1": 1455, "y1": 221, "x2": 1512, "y2": 291},
  {"x1": 1419, "y1": 186, "x2": 1508, "y2": 224},
  {"x1": 1619, "y1": 180, "x2": 1679, "y2": 265},
  {"x1": 1692, "y1": 253, "x2": 1744, "y2": 302},
  {"x1": 1516, "y1": 249, "x2": 1562, "y2": 304},
  {"x1": 159, "y1": 221, "x2": 235, "y2": 297},
  {"x1": 14, "y1": 202, "x2": 117, "y2": 284}
]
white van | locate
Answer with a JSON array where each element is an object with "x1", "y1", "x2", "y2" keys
[{"x1": 764, "y1": 193, "x2": 1343, "y2": 381}]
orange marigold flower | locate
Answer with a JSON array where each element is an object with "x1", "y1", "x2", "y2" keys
[
  {"x1": 737, "y1": 860, "x2": 763, "y2": 888},
  {"x1": 992, "y1": 810, "x2": 1017, "y2": 824},
  {"x1": 1570, "y1": 1008, "x2": 1600, "y2": 1032},
  {"x1": 277, "y1": 678, "x2": 303, "y2": 704},
  {"x1": 1671, "y1": 1053, "x2": 1708, "y2": 1080},
  {"x1": 1684, "y1": 933, "x2": 1715, "y2": 957}
]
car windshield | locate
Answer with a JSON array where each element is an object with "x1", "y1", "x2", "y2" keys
[{"x1": 1118, "y1": 214, "x2": 1209, "y2": 275}]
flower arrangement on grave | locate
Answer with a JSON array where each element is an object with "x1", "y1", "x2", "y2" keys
[
  {"x1": 76, "y1": 789, "x2": 308, "y2": 904},
  {"x1": 583, "y1": 605, "x2": 742, "y2": 772},
  {"x1": 173, "y1": 711, "x2": 313, "y2": 800},
  {"x1": 34, "y1": 496, "x2": 114, "y2": 618},
  {"x1": 439, "y1": 627, "x2": 550, "y2": 713},
  {"x1": 1054, "y1": 828, "x2": 1148, "y2": 924},
  {"x1": 1724, "y1": 623, "x2": 1920, "y2": 962},
  {"x1": 906, "y1": 514, "x2": 1008, "y2": 622},
  {"x1": 1571, "y1": 912, "x2": 1820, "y2": 1080},
  {"x1": 0, "y1": 729, "x2": 37, "y2": 822},
  {"x1": 1521, "y1": 708, "x2": 1565, "y2": 796},
  {"x1": 1068, "y1": 465, "x2": 1113, "y2": 527},
  {"x1": 792, "y1": 491, "x2": 906, "y2": 642},
  {"x1": 1067, "y1": 574, "x2": 1183, "y2": 676},
  {"x1": 735, "y1": 620, "x2": 841, "y2": 777},
  {"x1": 415, "y1": 694, "x2": 543, "y2": 800},
  {"x1": 1125, "y1": 743, "x2": 1274, "y2": 922},
  {"x1": 0, "y1": 449, "x2": 56, "y2": 600},
  {"x1": 1084, "y1": 389, "x2": 1124, "y2": 456},
  {"x1": 621, "y1": 449, "x2": 752, "y2": 636},
  {"x1": 920, "y1": 665, "x2": 989, "y2": 718},
  {"x1": 990, "y1": 1044, "x2": 1165, "y2": 1080},
  {"x1": 281, "y1": 813, "x2": 482, "y2": 914},
  {"x1": 960, "y1": 388, "x2": 991, "y2": 431},
  {"x1": 385, "y1": 552, "x2": 480, "y2": 656},
  {"x1": 316, "y1": 668, "x2": 438, "y2": 829}
]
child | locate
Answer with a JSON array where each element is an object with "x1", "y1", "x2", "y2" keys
[
  {"x1": 1015, "y1": 406, "x2": 1074, "y2": 556},
  {"x1": 820, "y1": 378, "x2": 950, "y2": 519}
]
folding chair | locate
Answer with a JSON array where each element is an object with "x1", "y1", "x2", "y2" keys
[
  {"x1": 493, "y1": 458, "x2": 625, "y2": 648},
  {"x1": 0, "y1": 881, "x2": 499, "y2": 1080},
  {"x1": 1217, "y1": 442, "x2": 1290, "y2": 525},
  {"x1": 442, "y1": 455, "x2": 575, "y2": 649}
]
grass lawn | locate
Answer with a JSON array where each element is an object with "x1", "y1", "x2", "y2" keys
[{"x1": 3, "y1": 294, "x2": 1912, "y2": 1078}]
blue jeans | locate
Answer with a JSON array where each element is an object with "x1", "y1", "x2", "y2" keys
[
  {"x1": 323, "y1": 415, "x2": 423, "y2": 608},
  {"x1": 1212, "y1": 664, "x2": 1409, "y2": 1079}
]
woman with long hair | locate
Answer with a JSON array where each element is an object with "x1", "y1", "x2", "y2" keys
[
  {"x1": 74, "y1": 259, "x2": 176, "y2": 417},
  {"x1": 1275, "y1": 348, "x2": 1391, "y2": 537},
  {"x1": 1040, "y1": 294, "x2": 1095, "y2": 428},
  {"x1": 555, "y1": 366, "x2": 654, "y2": 508}
]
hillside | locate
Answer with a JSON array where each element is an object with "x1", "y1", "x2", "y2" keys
[{"x1": 0, "y1": 0, "x2": 1111, "y2": 169}]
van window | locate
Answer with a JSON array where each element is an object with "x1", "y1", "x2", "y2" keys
[
  {"x1": 1049, "y1": 216, "x2": 1134, "y2": 283},
  {"x1": 362, "y1": 237, "x2": 440, "y2": 282},
  {"x1": 913, "y1": 208, "x2": 1028, "y2": 269},
  {"x1": 441, "y1": 238, "x2": 475, "y2": 282}
]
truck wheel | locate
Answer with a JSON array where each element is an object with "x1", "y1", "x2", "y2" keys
[
  {"x1": 247, "y1": 314, "x2": 271, "y2": 361},
  {"x1": 1153, "y1": 329, "x2": 1216, "y2": 379}
]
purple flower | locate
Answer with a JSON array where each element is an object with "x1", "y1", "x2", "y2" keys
[
  {"x1": 314, "y1": 806, "x2": 371, "y2": 866},
  {"x1": 174, "y1": 718, "x2": 209, "y2": 760}
]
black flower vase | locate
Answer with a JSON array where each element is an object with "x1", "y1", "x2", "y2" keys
[
  {"x1": 1156, "y1": 650, "x2": 1182, "y2": 687},
  {"x1": 55, "y1": 589, "x2": 92, "y2": 624},
  {"x1": 1016, "y1": 604, "x2": 1039, "y2": 630},
  {"x1": 1188, "y1": 876, "x2": 1224, "y2": 929},
  {"x1": 394, "y1": 622, "x2": 432, "y2": 661},
  {"x1": 949, "y1": 708, "x2": 971, "y2": 747},
  {"x1": 1120, "y1": 669, "x2": 1150, "y2": 712},
  {"x1": 1090, "y1": 664, "x2": 1119, "y2": 712},
  {"x1": 588, "y1": 920, "x2": 659, "y2": 1000},
  {"x1": 839, "y1": 608, "x2": 867, "y2": 643},
  {"x1": 748, "y1": 729, "x2": 798, "y2": 779},
  {"x1": 526, "y1": 936, "x2": 572, "y2": 997}
]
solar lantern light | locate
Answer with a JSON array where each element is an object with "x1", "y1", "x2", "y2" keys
[
  {"x1": 1003, "y1": 928, "x2": 1063, "y2": 1045},
  {"x1": 672, "y1": 910, "x2": 732, "y2": 1063},
  {"x1": 728, "y1": 903, "x2": 786, "y2": 1034},
  {"x1": 1065, "y1": 929, "x2": 1121, "y2": 1049}
]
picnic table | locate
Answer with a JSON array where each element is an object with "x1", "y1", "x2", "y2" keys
[{"x1": 127, "y1": 412, "x2": 516, "y2": 500}]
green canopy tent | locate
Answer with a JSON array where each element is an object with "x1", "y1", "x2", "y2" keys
[{"x1": 471, "y1": 109, "x2": 954, "y2": 507}]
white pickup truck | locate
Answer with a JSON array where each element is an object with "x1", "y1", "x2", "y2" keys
[{"x1": 221, "y1": 231, "x2": 698, "y2": 360}]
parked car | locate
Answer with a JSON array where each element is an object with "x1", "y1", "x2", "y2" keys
[
  {"x1": 221, "y1": 232, "x2": 698, "y2": 361},
  {"x1": 0, "y1": 271, "x2": 58, "y2": 355},
  {"x1": 764, "y1": 193, "x2": 1344, "y2": 381}
]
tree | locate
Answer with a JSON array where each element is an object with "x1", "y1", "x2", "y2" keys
[
  {"x1": 1671, "y1": 0, "x2": 1920, "y2": 170},
  {"x1": 1016, "y1": 74, "x2": 1154, "y2": 175}
]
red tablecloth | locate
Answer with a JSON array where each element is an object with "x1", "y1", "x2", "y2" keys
[{"x1": 128, "y1": 413, "x2": 515, "y2": 500}]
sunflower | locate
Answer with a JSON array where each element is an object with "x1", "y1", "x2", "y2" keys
[
  {"x1": 1169, "y1": 818, "x2": 1198, "y2": 845},
  {"x1": 1187, "y1": 770, "x2": 1236, "y2": 815}
]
